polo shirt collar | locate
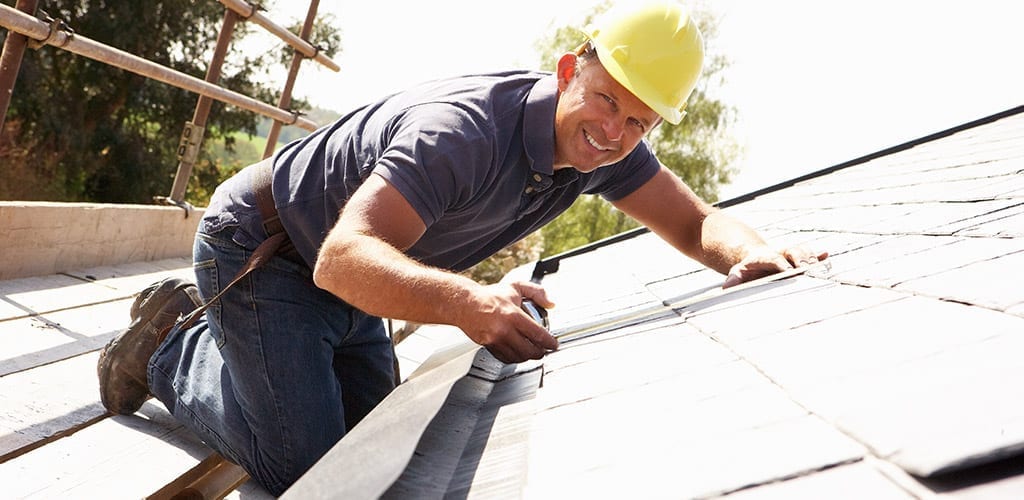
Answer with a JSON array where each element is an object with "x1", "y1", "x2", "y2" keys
[{"x1": 523, "y1": 75, "x2": 557, "y2": 176}]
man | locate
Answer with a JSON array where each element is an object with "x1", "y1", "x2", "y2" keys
[{"x1": 98, "y1": 1, "x2": 825, "y2": 495}]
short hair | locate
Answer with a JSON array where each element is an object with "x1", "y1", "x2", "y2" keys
[{"x1": 574, "y1": 40, "x2": 599, "y2": 76}]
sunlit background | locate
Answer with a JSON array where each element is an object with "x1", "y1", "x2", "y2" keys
[{"x1": 255, "y1": 0, "x2": 1024, "y2": 200}]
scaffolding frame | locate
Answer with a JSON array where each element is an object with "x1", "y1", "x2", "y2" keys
[{"x1": 0, "y1": 1, "x2": 338, "y2": 207}]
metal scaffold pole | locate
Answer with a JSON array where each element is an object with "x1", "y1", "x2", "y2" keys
[
  {"x1": 0, "y1": 0, "x2": 39, "y2": 133},
  {"x1": 163, "y1": 10, "x2": 240, "y2": 207},
  {"x1": 218, "y1": 0, "x2": 338, "y2": 72},
  {"x1": 0, "y1": 1, "x2": 338, "y2": 209},
  {"x1": 0, "y1": 4, "x2": 320, "y2": 130},
  {"x1": 264, "y1": 0, "x2": 322, "y2": 159}
]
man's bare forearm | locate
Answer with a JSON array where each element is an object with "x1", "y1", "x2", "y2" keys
[
  {"x1": 312, "y1": 229, "x2": 558, "y2": 362},
  {"x1": 695, "y1": 210, "x2": 775, "y2": 275},
  {"x1": 313, "y1": 230, "x2": 480, "y2": 328}
]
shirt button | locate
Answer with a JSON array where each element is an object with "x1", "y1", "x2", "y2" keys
[
  {"x1": 533, "y1": 174, "x2": 543, "y2": 182},
  {"x1": 525, "y1": 186, "x2": 534, "y2": 194}
]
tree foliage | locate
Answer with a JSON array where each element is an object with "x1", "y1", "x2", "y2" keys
[
  {"x1": 462, "y1": 232, "x2": 544, "y2": 285},
  {"x1": 0, "y1": 1, "x2": 339, "y2": 205},
  {"x1": 536, "y1": 1, "x2": 738, "y2": 257}
]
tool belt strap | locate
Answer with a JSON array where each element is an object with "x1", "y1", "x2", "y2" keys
[{"x1": 161, "y1": 158, "x2": 299, "y2": 340}]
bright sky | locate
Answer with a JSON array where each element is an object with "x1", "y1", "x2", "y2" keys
[{"x1": 255, "y1": 0, "x2": 1024, "y2": 200}]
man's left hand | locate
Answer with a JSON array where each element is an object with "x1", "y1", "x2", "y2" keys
[{"x1": 723, "y1": 246, "x2": 829, "y2": 288}]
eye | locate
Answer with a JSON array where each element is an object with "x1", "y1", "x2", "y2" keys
[
  {"x1": 629, "y1": 118, "x2": 646, "y2": 132},
  {"x1": 599, "y1": 93, "x2": 615, "y2": 108}
]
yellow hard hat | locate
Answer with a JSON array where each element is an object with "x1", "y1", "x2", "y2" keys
[{"x1": 584, "y1": 1, "x2": 705, "y2": 125}]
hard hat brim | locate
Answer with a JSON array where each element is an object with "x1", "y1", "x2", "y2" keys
[{"x1": 590, "y1": 42, "x2": 687, "y2": 125}]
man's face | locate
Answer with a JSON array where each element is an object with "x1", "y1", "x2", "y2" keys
[{"x1": 553, "y1": 53, "x2": 662, "y2": 173}]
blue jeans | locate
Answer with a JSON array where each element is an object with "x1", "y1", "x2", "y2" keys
[{"x1": 148, "y1": 227, "x2": 395, "y2": 495}]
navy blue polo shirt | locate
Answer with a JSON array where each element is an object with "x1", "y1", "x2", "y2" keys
[{"x1": 202, "y1": 71, "x2": 660, "y2": 272}]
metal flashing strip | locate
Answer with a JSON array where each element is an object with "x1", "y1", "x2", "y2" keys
[
  {"x1": 282, "y1": 339, "x2": 481, "y2": 499},
  {"x1": 383, "y1": 366, "x2": 544, "y2": 498},
  {"x1": 283, "y1": 336, "x2": 545, "y2": 499},
  {"x1": 553, "y1": 263, "x2": 830, "y2": 345}
]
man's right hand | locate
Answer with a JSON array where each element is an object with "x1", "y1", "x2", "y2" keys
[
  {"x1": 457, "y1": 281, "x2": 558, "y2": 364},
  {"x1": 318, "y1": 175, "x2": 558, "y2": 364}
]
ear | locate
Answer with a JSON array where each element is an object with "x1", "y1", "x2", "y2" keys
[{"x1": 556, "y1": 53, "x2": 577, "y2": 91}]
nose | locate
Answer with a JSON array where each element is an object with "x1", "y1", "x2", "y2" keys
[{"x1": 602, "y1": 117, "x2": 625, "y2": 142}]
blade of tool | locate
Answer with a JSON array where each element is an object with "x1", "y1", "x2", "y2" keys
[{"x1": 521, "y1": 299, "x2": 550, "y2": 330}]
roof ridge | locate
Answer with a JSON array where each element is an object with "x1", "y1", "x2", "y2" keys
[{"x1": 718, "y1": 104, "x2": 1024, "y2": 208}]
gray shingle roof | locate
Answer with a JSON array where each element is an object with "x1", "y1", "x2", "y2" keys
[{"x1": 286, "y1": 105, "x2": 1024, "y2": 498}]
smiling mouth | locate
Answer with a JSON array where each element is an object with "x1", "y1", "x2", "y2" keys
[{"x1": 584, "y1": 130, "x2": 613, "y2": 152}]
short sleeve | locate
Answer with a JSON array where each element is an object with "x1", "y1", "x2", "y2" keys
[{"x1": 372, "y1": 103, "x2": 495, "y2": 227}]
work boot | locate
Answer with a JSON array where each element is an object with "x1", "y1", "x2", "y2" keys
[{"x1": 97, "y1": 277, "x2": 202, "y2": 415}]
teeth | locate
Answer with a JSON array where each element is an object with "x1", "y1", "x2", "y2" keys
[{"x1": 584, "y1": 131, "x2": 606, "y2": 151}]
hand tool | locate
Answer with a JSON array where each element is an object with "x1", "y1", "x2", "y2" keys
[{"x1": 521, "y1": 299, "x2": 550, "y2": 330}]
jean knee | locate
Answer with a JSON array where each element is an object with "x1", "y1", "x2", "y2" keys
[{"x1": 246, "y1": 429, "x2": 341, "y2": 496}]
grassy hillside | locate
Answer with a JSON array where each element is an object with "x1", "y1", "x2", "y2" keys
[
  {"x1": 191, "y1": 106, "x2": 341, "y2": 204},
  {"x1": 209, "y1": 106, "x2": 341, "y2": 167}
]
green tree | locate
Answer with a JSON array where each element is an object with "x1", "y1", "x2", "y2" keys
[
  {"x1": 0, "y1": 1, "x2": 340, "y2": 205},
  {"x1": 463, "y1": 232, "x2": 545, "y2": 285},
  {"x1": 535, "y1": 1, "x2": 738, "y2": 257}
]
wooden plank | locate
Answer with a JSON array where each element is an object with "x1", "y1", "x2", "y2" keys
[
  {"x1": 64, "y1": 257, "x2": 195, "y2": 296},
  {"x1": 0, "y1": 259, "x2": 266, "y2": 498},
  {"x1": 0, "y1": 258, "x2": 192, "y2": 322},
  {"x1": 0, "y1": 299, "x2": 130, "y2": 377},
  {"x1": 0, "y1": 353, "x2": 270, "y2": 498},
  {"x1": 393, "y1": 324, "x2": 468, "y2": 383},
  {"x1": 147, "y1": 453, "x2": 251, "y2": 500},
  {"x1": 0, "y1": 274, "x2": 101, "y2": 321},
  {"x1": 0, "y1": 259, "x2": 193, "y2": 376},
  {"x1": 2, "y1": 401, "x2": 219, "y2": 498},
  {"x1": 0, "y1": 352, "x2": 107, "y2": 461}
]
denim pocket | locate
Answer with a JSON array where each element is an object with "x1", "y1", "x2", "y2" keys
[{"x1": 193, "y1": 257, "x2": 225, "y2": 348}]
